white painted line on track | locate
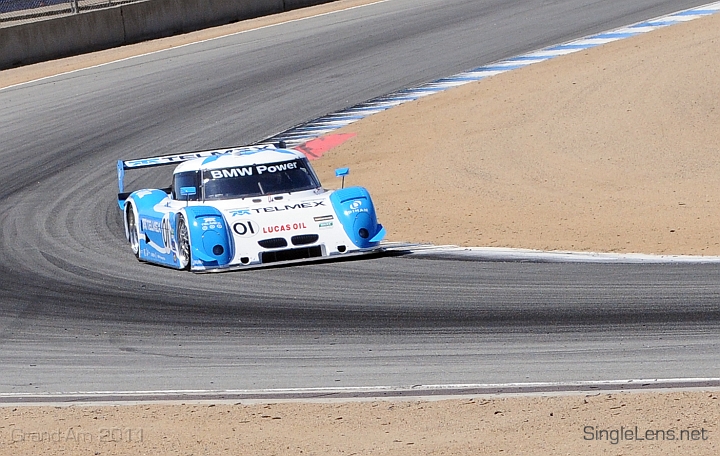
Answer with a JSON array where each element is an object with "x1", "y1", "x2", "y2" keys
[
  {"x1": 384, "y1": 244, "x2": 720, "y2": 264},
  {"x1": 2, "y1": 378, "x2": 719, "y2": 406}
]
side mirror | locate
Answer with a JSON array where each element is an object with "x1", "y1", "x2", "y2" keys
[
  {"x1": 180, "y1": 186, "x2": 196, "y2": 205},
  {"x1": 180, "y1": 186, "x2": 197, "y2": 197},
  {"x1": 335, "y1": 167, "x2": 349, "y2": 189}
]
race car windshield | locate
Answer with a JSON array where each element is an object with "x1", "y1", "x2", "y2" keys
[{"x1": 202, "y1": 158, "x2": 321, "y2": 200}]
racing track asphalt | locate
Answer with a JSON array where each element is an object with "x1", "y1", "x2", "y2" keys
[{"x1": 1, "y1": 0, "x2": 719, "y2": 395}]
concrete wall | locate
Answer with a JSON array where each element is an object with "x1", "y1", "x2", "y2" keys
[{"x1": 0, "y1": 0, "x2": 337, "y2": 70}]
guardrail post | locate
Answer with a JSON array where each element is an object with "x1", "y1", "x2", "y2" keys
[{"x1": 70, "y1": 0, "x2": 79, "y2": 14}]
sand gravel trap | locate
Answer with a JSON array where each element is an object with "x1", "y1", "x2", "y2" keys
[
  {"x1": 1, "y1": 2, "x2": 719, "y2": 455},
  {"x1": 2, "y1": 392, "x2": 719, "y2": 455},
  {"x1": 311, "y1": 11, "x2": 720, "y2": 255}
]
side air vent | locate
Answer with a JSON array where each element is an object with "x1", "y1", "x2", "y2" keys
[
  {"x1": 258, "y1": 238, "x2": 288, "y2": 249},
  {"x1": 291, "y1": 234, "x2": 319, "y2": 246}
]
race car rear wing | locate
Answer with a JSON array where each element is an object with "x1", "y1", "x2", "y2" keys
[{"x1": 116, "y1": 144, "x2": 280, "y2": 209}]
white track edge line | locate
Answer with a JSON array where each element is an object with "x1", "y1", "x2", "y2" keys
[
  {"x1": 386, "y1": 244, "x2": 720, "y2": 263},
  {"x1": 2, "y1": 378, "x2": 719, "y2": 406}
]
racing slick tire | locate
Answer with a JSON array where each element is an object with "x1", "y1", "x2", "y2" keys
[
  {"x1": 124, "y1": 203, "x2": 141, "y2": 258},
  {"x1": 176, "y1": 213, "x2": 191, "y2": 270}
]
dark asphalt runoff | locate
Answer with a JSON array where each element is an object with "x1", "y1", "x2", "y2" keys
[{"x1": 1, "y1": 0, "x2": 718, "y2": 396}]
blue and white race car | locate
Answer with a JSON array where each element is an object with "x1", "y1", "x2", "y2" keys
[{"x1": 117, "y1": 144, "x2": 386, "y2": 272}]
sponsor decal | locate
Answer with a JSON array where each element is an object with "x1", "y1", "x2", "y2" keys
[
  {"x1": 343, "y1": 200, "x2": 369, "y2": 216},
  {"x1": 144, "y1": 250, "x2": 164, "y2": 261},
  {"x1": 127, "y1": 158, "x2": 159, "y2": 167},
  {"x1": 263, "y1": 222, "x2": 307, "y2": 234},
  {"x1": 161, "y1": 217, "x2": 173, "y2": 248},
  {"x1": 253, "y1": 201, "x2": 325, "y2": 213},
  {"x1": 232, "y1": 220, "x2": 259, "y2": 237},
  {"x1": 209, "y1": 167, "x2": 253, "y2": 178},
  {"x1": 201, "y1": 217, "x2": 223, "y2": 231},
  {"x1": 140, "y1": 218, "x2": 162, "y2": 233},
  {"x1": 231, "y1": 202, "x2": 324, "y2": 218},
  {"x1": 123, "y1": 145, "x2": 277, "y2": 168},
  {"x1": 256, "y1": 161, "x2": 297, "y2": 175},
  {"x1": 208, "y1": 160, "x2": 299, "y2": 180},
  {"x1": 125, "y1": 151, "x2": 227, "y2": 168},
  {"x1": 318, "y1": 222, "x2": 334, "y2": 229},
  {"x1": 230, "y1": 208, "x2": 251, "y2": 217}
]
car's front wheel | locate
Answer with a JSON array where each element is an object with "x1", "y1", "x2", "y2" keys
[
  {"x1": 125, "y1": 203, "x2": 140, "y2": 258},
  {"x1": 176, "y1": 214, "x2": 191, "y2": 270}
]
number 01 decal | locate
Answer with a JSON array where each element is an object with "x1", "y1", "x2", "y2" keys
[{"x1": 232, "y1": 220, "x2": 259, "y2": 237}]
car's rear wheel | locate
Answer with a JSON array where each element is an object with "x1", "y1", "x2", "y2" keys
[
  {"x1": 176, "y1": 214, "x2": 191, "y2": 270},
  {"x1": 125, "y1": 204, "x2": 140, "y2": 258}
]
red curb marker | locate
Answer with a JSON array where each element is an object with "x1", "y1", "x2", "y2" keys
[{"x1": 295, "y1": 133, "x2": 356, "y2": 160}]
